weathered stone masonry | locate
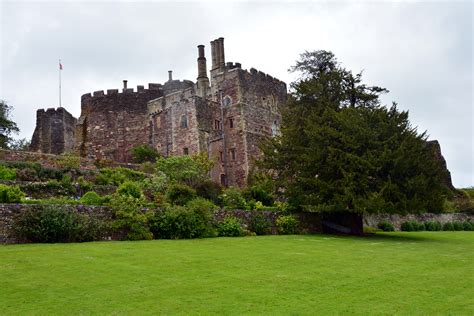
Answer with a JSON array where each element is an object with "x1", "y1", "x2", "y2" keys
[{"x1": 30, "y1": 107, "x2": 76, "y2": 154}]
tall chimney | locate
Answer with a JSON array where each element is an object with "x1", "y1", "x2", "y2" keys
[
  {"x1": 197, "y1": 45, "x2": 207, "y2": 79},
  {"x1": 196, "y1": 45, "x2": 209, "y2": 98},
  {"x1": 214, "y1": 39, "x2": 222, "y2": 68},
  {"x1": 217, "y1": 37, "x2": 225, "y2": 68},
  {"x1": 123, "y1": 80, "x2": 128, "y2": 90},
  {"x1": 168, "y1": 70, "x2": 173, "y2": 81},
  {"x1": 210, "y1": 40, "x2": 217, "y2": 70}
]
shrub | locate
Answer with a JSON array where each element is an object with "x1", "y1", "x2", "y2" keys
[
  {"x1": 401, "y1": 220, "x2": 424, "y2": 232},
  {"x1": 0, "y1": 165, "x2": 16, "y2": 180},
  {"x1": 463, "y1": 221, "x2": 474, "y2": 231},
  {"x1": 140, "y1": 172, "x2": 168, "y2": 194},
  {"x1": 150, "y1": 199, "x2": 215, "y2": 239},
  {"x1": 117, "y1": 181, "x2": 143, "y2": 199},
  {"x1": 57, "y1": 152, "x2": 81, "y2": 170},
  {"x1": 109, "y1": 195, "x2": 153, "y2": 241},
  {"x1": 37, "y1": 167, "x2": 64, "y2": 181},
  {"x1": 417, "y1": 222, "x2": 426, "y2": 231},
  {"x1": 425, "y1": 220, "x2": 442, "y2": 231},
  {"x1": 0, "y1": 184, "x2": 25, "y2": 203},
  {"x1": 13, "y1": 205, "x2": 106, "y2": 243},
  {"x1": 276, "y1": 215, "x2": 299, "y2": 234},
  {"x1": 243, "y1": 185, "x2": 274, "y2": 206},
  {"x1": 95, "y1": 167, "x2": 146, "y2": 186},
  {"x1": 166, "y1": 183, "x2": 196, "y2": 206},
  {"x1": 132, "y1": 145, "x2": 159, "y2": 163},
  {"x1": 80, "y1": 191, "x2": 104, "y2": 206},
  {"x1": 219, "y1": 187, "x2": 247, "y2": 209},
  {"x1": 442, "y1": 222, "x2": 454, "y2": 231},
  {"x1": 140, "y1": 161, "x2": 156, "y2": 174},
  {"x1": 156, "y1": 154, "x2": 213, "y2": 186},
  {"x1": 377, "y1": 220, "x2": 395, "y2": 232},
  {"x1": 249, "y1": 213, "x2": 271, "y2": 235},
  {"x1": 15, "y1": 167, "x2": 38, "y2": 181},
  {"x1": 193, "y1": 180, "x2": 222, "y2": 205},
  {"x1": 452, "y1": 221, "x2": 464, "y2": 231},
  {"x1": 217, "y1": 217, "x2": 243, "y2": 237}
]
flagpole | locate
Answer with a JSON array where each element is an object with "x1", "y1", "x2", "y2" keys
[{"x1": 59, "y1": 59, "x2": 62, "y2": 108}]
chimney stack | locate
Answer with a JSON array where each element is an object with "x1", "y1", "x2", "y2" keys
[
  {"x1": 168, "y1": 70, "x2": 173, "y2": 81},
  {"x1": 123, "y1": 80, "x2": 128, "y2": 91},
  {"x1": 217, "y1": 37, "x2": 225, "y2": 68},
  {"x1": 196, "y1": 44, "x2": 209, "y2": 98},
  {"x1": 210, "y1": 40, "x2": 217, "y2": 69},
  {"x1": 210, "y1": 37, "x2": 225, "y2": 70},
  {"x1": 197, "y1": 45, "x2": 208, "y2": 79}
]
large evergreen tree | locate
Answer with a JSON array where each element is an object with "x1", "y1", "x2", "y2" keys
[{"x1": 260, "y1": 51, "x2": 448, "y2": 215}]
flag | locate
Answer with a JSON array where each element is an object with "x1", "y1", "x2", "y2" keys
[{"x1": 59, "y1": 61, "x2": 63, "y2": 70}]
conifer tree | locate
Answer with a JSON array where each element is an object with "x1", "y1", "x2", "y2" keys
[{"x1": 260, "y1": 51, "x2": 448, "y2": 215}]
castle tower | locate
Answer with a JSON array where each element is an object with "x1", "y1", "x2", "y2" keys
[{"x1": 196, "y1": 45, "x2": 209, "y2": 98}]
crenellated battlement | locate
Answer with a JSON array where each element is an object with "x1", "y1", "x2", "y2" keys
[{"x1": 81, "y1": 83, "x2": 164, "y2": 101}]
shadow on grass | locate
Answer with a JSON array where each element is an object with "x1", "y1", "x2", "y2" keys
[{"x1": 313, "y1": 232, "x2": 442, "y2": 243}]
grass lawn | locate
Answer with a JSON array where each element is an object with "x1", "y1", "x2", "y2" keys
[{"x1": 1, "y1": 232, "x2": 473, "y2": 315}]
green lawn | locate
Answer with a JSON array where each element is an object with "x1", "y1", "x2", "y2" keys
[{"x1": 1, "y1": 232, "x2": 473, "y2": 315}]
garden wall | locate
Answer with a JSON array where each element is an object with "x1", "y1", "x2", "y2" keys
[
  {"x1": 0, "y1": 204, "x2": 111, "y2": 243},
  {"x1": 0, "y1": 204, "x2": 323, "y2": 244},
  {"x1": 364, "y1": 213, "x2": 474, "y2": 230}
]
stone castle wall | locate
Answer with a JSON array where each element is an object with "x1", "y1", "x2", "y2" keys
[
  {"x1": 77, "y1": 84, "x2": 164, "y2": 162},
  {"x1": 29, "y1": 107, "x2": 77, "y2": 154}
]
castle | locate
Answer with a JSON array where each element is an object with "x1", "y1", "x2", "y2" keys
[{"x1": 30, "y1": 38, "x2": 288, "y2": 187}]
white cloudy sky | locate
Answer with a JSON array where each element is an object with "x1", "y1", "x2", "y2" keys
[{"x1": 0, "y1": 0, "x2": 472, "y2": 187}]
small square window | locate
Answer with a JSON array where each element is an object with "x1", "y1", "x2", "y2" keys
[{"x1": 183, "y1": 147, "x2": 189, "y2": 155}]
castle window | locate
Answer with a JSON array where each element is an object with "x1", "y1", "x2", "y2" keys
[
  {"x1": 223, "y1": 96, "x2": 232, "y2": 107},
  {"x1": 219, "y1": 151, "x2": 223, "y2": 162},
  {"x1": 214, "y1": 119, "x2": 221, "y2": 130},
  {"x1": 220, "y1": 174, "x2": 227, "y2": 186},
  {"x1": 272, "y1": 120, "x2": 280, "y2": 137},
  {"x1": 183, "y1": 147, "x2": 189, "y2": 155},
  {"x1": 229, "y1": 148, "x2": 236, "y2": 161},
  {"x1": 228, "y1": 118, "x2": 234, "y2": 128},
  {"x1": 181, "y1": 115, "x2": 188, "y2": 128}
]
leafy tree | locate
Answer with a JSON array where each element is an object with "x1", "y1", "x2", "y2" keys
[
  {"x1": 260, "y1": 51, "x2": 448, "y2": 217},
  {"x1": 0, "y1": 100, "x2": 19, "y2": 149},
  {"x1": 132, "y1": 145, "x2": 159, "y2": 163},
  {"x1": 156, "y1": 153, "x2": 214, "y2": 186}
]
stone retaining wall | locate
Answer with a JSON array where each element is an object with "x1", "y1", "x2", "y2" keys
[
  {"x1": 364, "y1": 213, "x2": 474, "y2": 230},
  {"x1": 0, "y1": 204, "x2": 111, "y2": 244},
  {"x1": 0, "y1": 204, "x2": 323, "y2": 244}
]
